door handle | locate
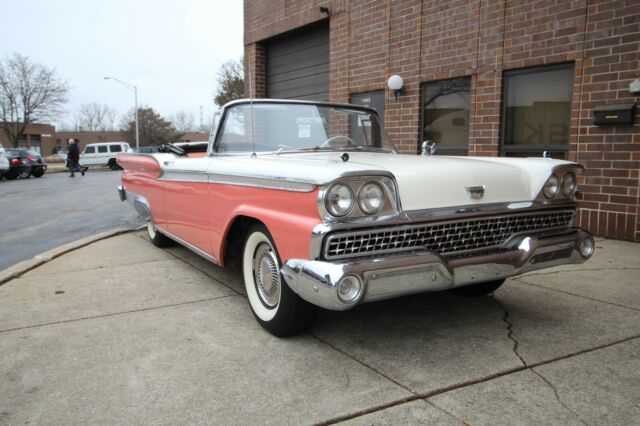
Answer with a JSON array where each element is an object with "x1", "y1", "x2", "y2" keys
[{"x1": 163, "y1": 160, "x2": 174, "y2": 166}]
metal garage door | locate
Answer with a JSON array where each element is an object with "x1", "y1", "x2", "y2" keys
[{"x1": 266, "y1": 21, "x2": 329, "y2": 101}]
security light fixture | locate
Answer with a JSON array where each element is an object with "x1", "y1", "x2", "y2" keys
[
  {"x1": 388, "y1": 75, "x2": 404, "y2": 102},
  {"x1": 320, "y1": 6, "x2": 330, "y2": 15},
  {"x1": 630, "y1": 79, "x2": 640, "y2": 94}
]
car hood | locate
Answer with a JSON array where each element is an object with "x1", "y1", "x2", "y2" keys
[{"x1": 206, "y1": 152, "x2": 578, "y2": 211}]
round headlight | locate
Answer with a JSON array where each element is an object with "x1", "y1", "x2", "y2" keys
[
  {"x1": 358, "y1": 182, "x2": 385, "y2": 215},
  {"x1": 561, "y1": 172, "x2": 577, "y2": 197},
  {"x1": 325, "y1": 183, "x2": 354, "y2": 217},
  {"x1": 543, "y1": 174, "x2": 559, "y2": 199}
]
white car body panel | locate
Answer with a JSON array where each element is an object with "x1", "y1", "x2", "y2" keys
[{"x1": 154, "y1": 151, "x2": 577, "y2": 211}]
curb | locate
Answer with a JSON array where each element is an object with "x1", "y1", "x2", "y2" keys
[{"x1": 0, "y1": 226, "x2": 145, "y2": 286}]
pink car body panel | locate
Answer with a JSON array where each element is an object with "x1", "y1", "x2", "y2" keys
[{"x1": 118, "y1": 153, "x2": 321, "y2": 266}]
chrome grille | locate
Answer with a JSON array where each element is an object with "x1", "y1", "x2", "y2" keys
[{"x1": 324, "y1": 209, "x2": 576, "y2": 260}]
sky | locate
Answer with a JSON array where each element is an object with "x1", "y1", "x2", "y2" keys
[{"x1": 0, "y1": 0, "x2": 244, "y2": 130}]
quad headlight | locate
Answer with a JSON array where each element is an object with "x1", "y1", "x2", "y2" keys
[
  {"x1": 542, "y1": 174, "x2": 559, "y2": 199},
  {"x1": 325, "y1": 183, "x2": 354, "y2": 217},
  {"x1": 561, "y1": 172, "x2": 577, "y2": 197},
  {"x1": 358, "y1": 182, "x2": 385, "y2": 215}
]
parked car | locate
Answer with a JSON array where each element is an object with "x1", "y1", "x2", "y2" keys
[
  {"x1": 3, "y1": 149, "x2": 47, "y2": 179},
  {"x1": 0, "y1": 144, "x2": 9, "y2": 179},
  {"x1": 80, "y1": 142, "x2": 130, "y2": 170},
  {"x1": 117, "y1": 99, "x2": 595, "y2": 336},
  {"x1": 128, "y1": 146, "x2": 159, "y2": 154}
]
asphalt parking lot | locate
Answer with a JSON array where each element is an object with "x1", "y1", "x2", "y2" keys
[{"x1": 1, "y1": 230, "x2": 639, "y2": 424}]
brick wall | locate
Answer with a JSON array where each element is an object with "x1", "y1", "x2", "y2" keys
[{"x1": 244, "y1": 0, "x2": 640, "y2": 241}]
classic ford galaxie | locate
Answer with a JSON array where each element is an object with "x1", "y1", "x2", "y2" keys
[{"x1": 117, "y1": 99, "x2": 594, "y2": 336}]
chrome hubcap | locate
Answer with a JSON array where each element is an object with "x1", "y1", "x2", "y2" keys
[{"x1": 253, "y1": 242, "x2": 280, "y2": 308}]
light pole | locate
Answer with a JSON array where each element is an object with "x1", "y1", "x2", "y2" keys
[{"x1": 104, "y1": 76, "x2": 139, "y2": 148}]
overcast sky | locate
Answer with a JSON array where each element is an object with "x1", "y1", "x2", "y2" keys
[{"x1": 0, "y1": 0, "x2": 244, "y2": 129}]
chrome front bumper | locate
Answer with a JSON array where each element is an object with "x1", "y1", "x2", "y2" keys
[{"x1": 281, "y1": 228, "x2": 594, "y2": 311}]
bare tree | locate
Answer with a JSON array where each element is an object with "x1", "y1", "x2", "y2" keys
[
  {"x1": 76, "y1": 102, "x2": 118, "y2": 131},
  {"x1": 213, "y1": 59, "x2": 244, "y2": 107},
  {"x1": 0, "y1": 53, "x2": 69, "y2": 147},
  {"x1": 169, "y1": 110, "x2": 196, "y2": 132}
]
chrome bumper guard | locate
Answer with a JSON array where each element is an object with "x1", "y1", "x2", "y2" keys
[
  {"x1": 281, "y1": 228, "x2": 594, "y2": 311},
  {"x1": 116, "y1": 185, "x2": 151, "y2": 220}
]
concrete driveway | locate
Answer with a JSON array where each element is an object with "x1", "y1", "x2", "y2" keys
[{"x1": 1, "y1": 231, "x2": 639, "y2": 424}]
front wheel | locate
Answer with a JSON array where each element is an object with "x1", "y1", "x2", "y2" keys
[
  {"x1": 31, "y1": 169, "x2": 45, "y2": 178},
  {"x1": 243, "y1": 224, "x2": 317, "y2": 336},
  {"x1": 451, "y1": 279, "x2": 506, "y2": 297}
]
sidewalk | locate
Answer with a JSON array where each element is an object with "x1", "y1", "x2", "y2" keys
[{"x1": 0, "y1": 231, "x2": 638, "y2": 424}]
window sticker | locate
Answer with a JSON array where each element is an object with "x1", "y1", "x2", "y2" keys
[{"x1": 298, "y1": 123, "x2": 311, "y2": 138}]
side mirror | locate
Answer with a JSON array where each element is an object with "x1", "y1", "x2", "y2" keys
[{"x1": 421, "y1": 140, "x2": 437, "y2": 156}]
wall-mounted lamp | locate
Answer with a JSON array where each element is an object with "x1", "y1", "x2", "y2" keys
[
  {"x1": 388, "y1": 75, "x2": 404, "y2": 102},
  {"x1": 630, "y1": 79, "x2": 640, "y2": 94},
  {"x1": 320, "y1": 6, "x2": 330, "y2": 15}
]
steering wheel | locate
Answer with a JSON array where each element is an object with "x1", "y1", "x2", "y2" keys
[{"x1": 320, "y1": 135, "x2": 356, "y2": 148}]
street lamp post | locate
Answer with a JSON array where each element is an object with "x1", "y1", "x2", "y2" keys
[{"x1": 103, "y1": 76, "x2": 139, "y2": 148}]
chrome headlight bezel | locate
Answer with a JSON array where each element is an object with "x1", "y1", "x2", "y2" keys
[
  {"x1": 318, "y1": 175, "x2": 400, "y2": 221},
  {"x1": 542, "y1": 174, "x2": 560, "y2": 199},
  {"x1": 324, "y1": 183, "x2": 355, "y2": 217}
]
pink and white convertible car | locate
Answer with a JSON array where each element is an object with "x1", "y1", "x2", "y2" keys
[{"x1": 118, "y1": 99, "x2": 594, "y2": 336}]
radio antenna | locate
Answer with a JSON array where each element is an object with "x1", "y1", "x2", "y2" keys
[{"x1": 249, "y1": 56, "x2": 256, "y2": 158}]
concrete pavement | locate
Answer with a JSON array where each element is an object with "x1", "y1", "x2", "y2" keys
[{"x1": 0, "y1": 232, "x2": 638, "y2": 424}]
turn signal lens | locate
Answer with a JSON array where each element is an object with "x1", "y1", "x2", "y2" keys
[
  {"x1": 543, "y1": 174, "x2": 559, "y2": 199},
  {"x1": 337, "y1": 274, "x2": 363, "y2": 304},
  {"x1": 358, "y1": 182, "x2": 385, "y2": 215},
  {"x1": 325, "y1": 183, "x2": 354, "y2": 217},
  {"x1": 561, "y1": 172, "x2": 577, "y2": 197}
]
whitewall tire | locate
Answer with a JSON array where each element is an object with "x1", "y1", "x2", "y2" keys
[
  {"x1": 242, "y1": 224, "x2": 317, "y2": 336},
  {"x1": 147, "y1": 219, "x2": 174, "y2": 248}
]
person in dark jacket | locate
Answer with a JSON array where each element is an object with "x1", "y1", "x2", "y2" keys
[{"x1": 67, "y1": 139, "x2": 86, "y2": 177}]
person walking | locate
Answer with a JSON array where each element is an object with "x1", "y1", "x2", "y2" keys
[{"x1": 67, "y1": 139, "x2": 86, "y2": 177}]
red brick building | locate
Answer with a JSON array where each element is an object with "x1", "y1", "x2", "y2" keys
[{"x1": 244, "y1": 0, "x2": 640, "y2": 241}]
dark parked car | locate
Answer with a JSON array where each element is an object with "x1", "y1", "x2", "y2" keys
[{"x1": 4, "y1": 149, "x2": 48, "y2": 179}]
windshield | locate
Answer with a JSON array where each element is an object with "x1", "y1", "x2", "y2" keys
[{"x1": 215, "y1": 102, "x2": 389, "y2": 154}]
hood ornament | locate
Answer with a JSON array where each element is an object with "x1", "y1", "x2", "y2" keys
[{"x1": 465, "y1": 185, "x2": 485, "y2": 200}]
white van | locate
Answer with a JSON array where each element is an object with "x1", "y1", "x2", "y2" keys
[
  {"x1": 0, "y1": 143, "x2": 9, "y2": 178},
  {"x1": 80, "y1": 142, "x2": 130, "y2": 170}
]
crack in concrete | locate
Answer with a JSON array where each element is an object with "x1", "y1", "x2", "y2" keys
[
  {"x1": 491, "y1": 295, "x2": 527, "y2": 367},
  {"x1": 492, "y1": 294, "x2": 590, "y2": 425},
  {"x1": 530, "y1": 367, "x2": 589, "y2": 426}
]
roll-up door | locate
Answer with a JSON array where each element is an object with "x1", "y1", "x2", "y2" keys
[{"x1": 266, "y1": 21, "x2": 329, "y2": 101}]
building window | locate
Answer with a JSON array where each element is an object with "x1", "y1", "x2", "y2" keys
[
  {"x1": 30, "y1": 134, "x2": 42, "y2": 153},
  {"x1": 502, "y1": 64, "x2": 574, "y2": 158},
  {"x1": 422, "y1": 78, "x2": 470, "y2": 155}
]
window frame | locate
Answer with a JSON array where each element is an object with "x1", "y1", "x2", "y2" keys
[
  {"x1": 421, "y1": 77, "x2": 471, "y2": 156},
  {"x1": 500, "y1": 63, "x2": 574, "y2": 158}
]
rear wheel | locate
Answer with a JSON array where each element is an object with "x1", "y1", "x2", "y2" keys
[
  {"x1": 18, "y1": 169, "x2": 30, "y2": 179},
  {"x1": 108, "y1": 159, "x2": 120, "y2": 170},
  {"x1": 242, "y1": 224, "x2": 317, "y2": 336},
  {"x1": 147, "y1": 219, "x2": 174, "y2": 247},
  {"x1": 451, "y1": 279, "x2": 506, "y2": 297}
]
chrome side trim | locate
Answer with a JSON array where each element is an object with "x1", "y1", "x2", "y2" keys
[
  {"x1": 154, "y1": 225, "x2": 219, "y2": 265},
  {"x1": 208, "y1": 173, "x2": 315, "y2": 192},
  {"x1": 159, "y1": 170, "x2": 209, "y2": 183},
  {"x1": 284, "y1": 228, "x2": 592, "y2": 311}
]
